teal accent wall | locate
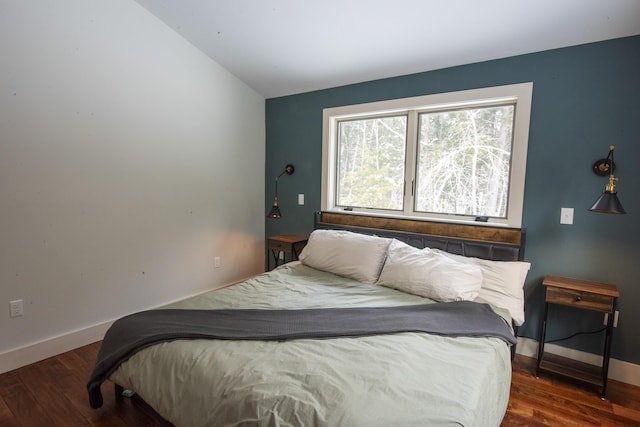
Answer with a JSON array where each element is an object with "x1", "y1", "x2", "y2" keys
[{"x1": 265, "y1": 36, "x2": 640, "y2": 364}]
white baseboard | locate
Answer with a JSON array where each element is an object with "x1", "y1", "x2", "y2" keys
[
  {"x1": 0, "y1": 279, "x2": 253, "y2": 375},
  {"x1": 516, "y1": 337, "x2": 640, "y2": 387},
  {"x1": 0, "y1": 320, "x2": 113, "y2": 374}
]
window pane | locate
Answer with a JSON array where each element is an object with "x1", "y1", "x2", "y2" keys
[
  {"x1": 337, "y1": 116, "x2": 407, "y2": 210},
  {"x1": 415, "y1": 105, "x2": 514, "y2": 217}
]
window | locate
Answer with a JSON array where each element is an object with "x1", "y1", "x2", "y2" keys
[
  {"x1": 337, "y1": 115, "x2": 407, "y2": 211},
  {"x1": 322, "y1": 83, "x2": 532, "y2": 227}
]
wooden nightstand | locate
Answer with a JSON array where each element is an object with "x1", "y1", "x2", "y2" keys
[
  {"x1": 266, "y1": 235, "x2": 308, "y2": 271},
  {"x1": 536, "y1": 274, "x2": 619, "y2": 399}
]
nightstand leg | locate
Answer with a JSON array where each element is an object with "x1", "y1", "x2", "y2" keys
[
  {"x1": 601, "y1": 305, "x2": 616, "y2": 399},
  {"x1": 536, "y1": 302, "x2": 549, "y2": 378},
  {"x1": 115, "y1": 384, "x2": 124, "y2": 401},
  {"x1": 270, "y1": 249, "x2": 280, "y2": 271}
]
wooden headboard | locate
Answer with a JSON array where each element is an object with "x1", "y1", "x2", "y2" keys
[{"x1": 314, "y1": 211, "x2": 526, "y2": 261}]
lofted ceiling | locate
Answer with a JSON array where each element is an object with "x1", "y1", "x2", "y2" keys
[{"x1": 134, "y1": 0, "x2": 640, "y2": 98}]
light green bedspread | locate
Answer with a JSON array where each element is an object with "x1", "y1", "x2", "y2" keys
[{"x1": 109, "y1": 262, "x2": 512, "y2": 427}]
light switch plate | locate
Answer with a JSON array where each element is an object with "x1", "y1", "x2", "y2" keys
[
  {"x1": 560, "y1": 207, "x2": 574, "y2": 225},
  {"x1": 298, "y1": 194, "x2": 304, "y2": 205}
]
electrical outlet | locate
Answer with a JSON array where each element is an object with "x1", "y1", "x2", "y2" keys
[
  {"x1": 278, "y1": 251, "x2": 284, "y2": 260},
  {"x1": 214, "y1": 257, "x2": 221, "y2": 268},
  {"x1": 9, "y1": 299, "x2": 23, "y2": 318},
  {"x1": 603, "y1": 311, "x2": 620, "y2": 327},
  {"x1": 298, "y1": 194, "x2": 305, "y2": 205}
]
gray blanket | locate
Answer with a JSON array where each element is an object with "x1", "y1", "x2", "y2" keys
[{"x1": 87, "y1": 301, "x2": 515, "y2": 409}]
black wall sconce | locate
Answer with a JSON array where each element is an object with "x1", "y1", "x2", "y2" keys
[
  {"x1": 589, "y1": 146, "x2": 626, "y2": 214},
  {"x1": 267, "y1": 164, "x2": 295, "y2": 219}
]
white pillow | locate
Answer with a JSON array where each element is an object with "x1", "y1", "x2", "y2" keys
[
  {"x1": 299, "y1": 230, "x2": 391, "y2": 283},
  {"x1": 377, "y1": 240, "x2": 483, "y2": 302},
  {"x1": 430, "y1": 248, "x2": 530, "y2": 326}
]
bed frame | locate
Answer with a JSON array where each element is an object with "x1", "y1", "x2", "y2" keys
[{"x1": 314, "y1": 211, "x2": 526, "y2": 261}]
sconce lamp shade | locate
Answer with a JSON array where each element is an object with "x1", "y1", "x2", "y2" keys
[
  {"x1": 588, "y1": 146, "x2": 626, "y2": 214},
  {"x1": 267, "y1": 204, "x2": 282, "y2": 219},
  {"x1": 589, "y1": 190, "x2": 626, "y2": 214},
  {"x1": 266, "y1": 164, "x2": 294, "y2": 219}
]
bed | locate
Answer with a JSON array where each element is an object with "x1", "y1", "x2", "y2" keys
[{"x1": 88, "y1": 212, "x2": 530, "y2": 427}]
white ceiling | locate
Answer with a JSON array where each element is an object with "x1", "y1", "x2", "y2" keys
[{"x1": 134, "y1": 0, "x2": 640, "y2": 99}]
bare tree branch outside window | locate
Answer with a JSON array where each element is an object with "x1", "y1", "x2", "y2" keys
[
  {"x1": 337, "y1": 116, "x2": 407, "y2": 210},
  {"x1": 416, "y1": 105, "x2": 514, "y2": 218}
]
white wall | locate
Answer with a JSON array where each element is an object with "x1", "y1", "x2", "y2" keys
[{"x1": 0, "y1": 0, "x2": 265, "y2": 372}]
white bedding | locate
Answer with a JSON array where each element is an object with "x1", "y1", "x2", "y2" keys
[{"x1": 109, "y1": 262, "x2": 513, "y2": 427}]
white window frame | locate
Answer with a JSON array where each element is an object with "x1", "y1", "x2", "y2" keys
[{"x1": 321, "y1": 83, "x2": 533, "y2": 228}]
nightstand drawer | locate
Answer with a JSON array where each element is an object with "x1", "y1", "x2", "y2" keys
[
  {"x1": 546, "y1": 286, "x2": 614, "y2": 312},
  {"x1": 268, "y1": 240, "x2": 287, "y2": 251}
]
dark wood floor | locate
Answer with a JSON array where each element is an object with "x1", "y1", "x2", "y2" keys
[
  {"x1": 1, "y1": 342, "x2": 639, "y2": 426},
  {"x1": 504, "y1": 356, "x2": 640, "y2": 426}
]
